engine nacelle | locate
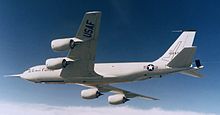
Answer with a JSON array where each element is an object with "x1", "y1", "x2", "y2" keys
[
  {"x1": 51, "y1": 37, "x2": 82, "y2": 51},
  {"x1": 81, "y1": 89, "x2": 103, "y2": 99},
  {"x1": 45, "y1": 57, "x2": 73, "y2": 70},
  {"x1": 108, "y1": 94, "x2": 129, "y2": 105}
]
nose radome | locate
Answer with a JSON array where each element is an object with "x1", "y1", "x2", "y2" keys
[
  {"x1": 20, "y1": 73, "x2": 28, "y2": 80},
  {"x1": 20, "y1": 73, "x2": 33, "y2": 81}
]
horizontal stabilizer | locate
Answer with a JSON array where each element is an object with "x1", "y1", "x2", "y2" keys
[
  {"x1": 167, "y1": 46, "x2": 196, "y2": 68},
  {"x1": 180, "y1": 69, "x2": 203, "y2": 78}
]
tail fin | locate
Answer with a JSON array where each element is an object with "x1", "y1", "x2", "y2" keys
[
  {"x1": 75, "y1": 11, "x2": 101, "y2": 41},
  {"x1": 155, "y1": 31, "x2": 196, "y2": 65},
  {"x1": 167, "y1": 46, "x2": 196, "y2": 68}
]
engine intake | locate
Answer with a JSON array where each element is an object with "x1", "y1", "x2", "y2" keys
[
  {"x1": 81, "y1": 89, "x2": 103, "y2": 99},
  {"x1": 51, "y1": 37, "x2": 82, "y2": 51},
  {"x1": 108, "y1": 94, "x2": 129, "y2": 105},
  {"x1": 46, "y1": 57, "x2": 73, "y2": 70}
]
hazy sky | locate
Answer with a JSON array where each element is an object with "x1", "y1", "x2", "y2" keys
[{"x1": 0, "y1": 0, "x2": 219, "y2": 114}]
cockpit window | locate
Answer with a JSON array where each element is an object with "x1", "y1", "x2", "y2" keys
[{"x1": 27, "y1": 69, "x2": 31, "y2": 73}]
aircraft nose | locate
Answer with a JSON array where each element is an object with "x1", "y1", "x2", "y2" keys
[
  {"x1": 20, "y1": 74, "x2": 28, "y2": 80},
  {"x1": 20, "y1": 73, "x2": 34, "y2": 81}
]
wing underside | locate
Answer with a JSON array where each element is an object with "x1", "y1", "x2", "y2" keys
[
  {"x1": 80, "y1": 84, "x2": 159, "y2": 100},
  {"x1": 61, "y1": 11, "x2": 101, "y2": 79}
]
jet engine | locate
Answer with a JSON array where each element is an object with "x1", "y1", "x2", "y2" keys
[
  {"x1": 108, "y1": 94, "x2": 129, "y2": 105},
  {"x1": 45, "y1": 57, "x2": 73, "y2": 70},
  {"x1": 51, "y1": 38, "x2": 82, "y2": 51},
  {"x1": 81, "y1": 89, "x2": 103, "y2": 99}
]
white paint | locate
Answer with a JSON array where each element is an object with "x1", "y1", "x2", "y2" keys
[{"x1": 8, "y1": 11, "x2": 203, "y2": 104}]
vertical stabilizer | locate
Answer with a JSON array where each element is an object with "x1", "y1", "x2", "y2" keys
[{"x1": 155, "y1": 31, "x2": 196, "y2": 65}]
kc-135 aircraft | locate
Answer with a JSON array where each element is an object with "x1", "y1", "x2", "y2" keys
[{"x1": 8, "y1": 11, "x2": 204, "y2": 105}]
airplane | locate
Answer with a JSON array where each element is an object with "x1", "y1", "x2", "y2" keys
[{"x1": 7, "y1": 11, "x2": 204, "y2": 105}]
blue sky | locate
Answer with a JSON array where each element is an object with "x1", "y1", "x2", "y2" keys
[{"x1": 0, "y1": 0, "x2": 219, "y2": 114}]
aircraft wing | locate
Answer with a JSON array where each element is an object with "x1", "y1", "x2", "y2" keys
[
  {"x1": 61, "y1": 11, "x2": 102, "y2": 78},
  {"x1": 80, "y1": 84, "x2": 159, "y2": 100}
]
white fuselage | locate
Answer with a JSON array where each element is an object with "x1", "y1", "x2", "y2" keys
[{"x1": 21, "y1": 62, "x2": 189, "y2": 85}]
